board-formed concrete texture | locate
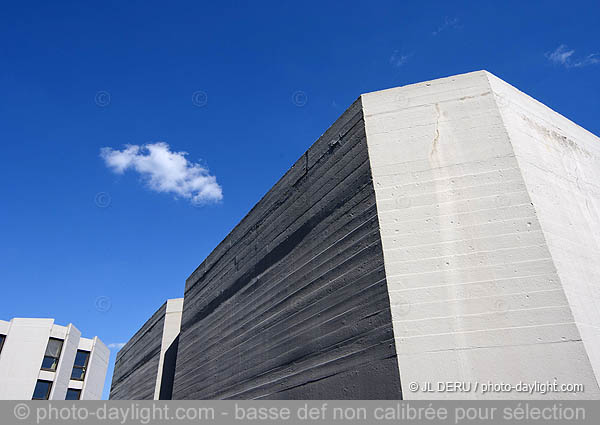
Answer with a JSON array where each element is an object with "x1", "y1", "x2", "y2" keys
[
  {"x1": 173, "y1": 98, "x2": 403, "y2": 400},
  {"x1": 110, "y1": 303, "x2": 167, "y2": 400},
  {"x1": 114, "y1": 71, "x2": 600, "y2": 400},
  {"x1": 109, "y1": 298, "x2": 183, "y2": 400},
  {"x1": 361, "y1": 70, "x2": 600, "y2": 399}
]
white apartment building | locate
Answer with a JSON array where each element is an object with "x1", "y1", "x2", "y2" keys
[{"x1": 0, "y1": 318, "x2": 109, "y2": 400}]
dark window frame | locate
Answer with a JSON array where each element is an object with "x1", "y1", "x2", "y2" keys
[
  {"x1": 65, "y1": 388, "x2": 81, "y2": 400},
  {"x1": 32, "y1": 380, "x2": 53, "y2": 400},
  {"x1": 70, "y1": 350, "x2": 90, "y2": 381},
  {"x1": 0, "y1": 334, "x2": 5, "y2": 354},
  {"x1": 41, "y1": 338, "x2": 64, "y2": 372}
]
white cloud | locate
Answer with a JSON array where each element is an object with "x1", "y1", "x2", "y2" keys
[
  {"x1": 100, "y1": 142, "x2": 223, "y2": 204},
  {"x1": 389, "y1": 50, "x2": 410, "y2": 68},
  {"x1": 432, "y1": 17, "x2": 459, "y2": 36},
  {"x1": 108, "y1": 342, "x2": 126, "y2": 349},
  {"x1": 573, "y1": 53, "x2": 600, "y2": 67},
  {"x1": 546, "y1": 44, "x2": 575, "y2": 66},
  {"x1": 546, "y1": 44, "x2": 599, "y2": 68}
]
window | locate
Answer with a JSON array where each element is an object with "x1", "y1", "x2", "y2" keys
[
  {"x1": 70, "y1": 350, "x2": 90, "y2": 381},
  {"x1": 32, "y1": 380, "x2": 53, "y2": 400},
  {"x1": 0, "y1": 334, "x2": 5, "y2": 354},
  {"x1": 41, "y1": 338, "x2": 63, "y2": 371},
  {"x1": 65, "y1": 388, "x2": 81, "y2": 400}
]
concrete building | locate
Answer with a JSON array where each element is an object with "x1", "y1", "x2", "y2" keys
[
  {"x1": 110, "y1": 298, "x2": 183, "y2": 400},
  {"x1": 111, "y1": 71, "x2": 600, "y2": 399},
  {"x1": 0, "y1": 318, "x2": 109, "y2": 400}
]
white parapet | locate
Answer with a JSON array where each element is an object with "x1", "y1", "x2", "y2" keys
[{"x1": 154, "y1": 298, "x2": 184, "y2": 400}]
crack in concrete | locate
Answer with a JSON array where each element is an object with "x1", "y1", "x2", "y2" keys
[{"x1": 430, "y1": 103, "x2": 441, "y2": 161}]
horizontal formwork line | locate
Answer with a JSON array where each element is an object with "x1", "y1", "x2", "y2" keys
[
  {"x1": 377, "y1": 190, "x2": 529, "y2": 217},
  {"x1": 405, "y1": 336, "x2": 583, "y2": 356},
  {"x1": 382, "y1": 224, "x2": 539, "y2": 245},
  {"x1": 392, "y1": 303, "x2": 570, "y2": 324},
  {"x1": 380, "y1": 215, "x2": 539, "y2": 242},
  {"x1": 376, "y1": 178, "x2": 525, "y2": 202},
  {"x1": 371, "y1": 154, "x2": 517, "y2": 178},
  {"x1": 384, "y1": 229, "x2": 543, "y2": 252},
  {"x1": 363, "y1": 87, "x2": 492, "y2": 118},
  {"x1": 383, "y1": 243, "x2": 548, "y2": 266},
  {"x1": 385, "y1": 257, "x2": 554, "y2": 279},
  {"x1": 370, "y1": 150, "x2": 514, "y2": 172},
  {"x1": 387, "y1": 272, "x2": 557, "y2": 292},
  {"x1": 365, "y1": 111, "x2": 496, "y2": 133},
  {"x1": 388, "y1": 287, "x2": 565, "y2": 307},
  {"x1": 374, "y1": 167, "x2": 521, "y2": 191},
  {"x1": 393, "y1": 321, "x2": 576, "y2": 339},
  {"x1": 375, "y1": 179, "x2": 525, "y2": 199},
  {"x1": 379, "y1": 201, "x2": 533, "y2": 227}
]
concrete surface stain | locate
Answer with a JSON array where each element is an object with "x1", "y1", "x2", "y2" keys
[
  {"x1": 523, "y1": 115, "x2": 592, "y2": 159},
  {"x1": 430, "y1": 103, "x2": 441, "y2": 161}
]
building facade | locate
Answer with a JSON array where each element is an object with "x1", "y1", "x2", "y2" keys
[
  {"x1": 110, "y1": 298, "x2": 183, "y2": 400},
  {"x1": 0, "y1": 318, "x2": 109, "y2": 400},
  {"x1": 111, "y1": 71, "x2": 600, "y2": 399}
]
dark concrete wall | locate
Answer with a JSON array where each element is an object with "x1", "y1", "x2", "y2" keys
[
  {"x1": 109, "y1": 302, "x2": 166, "y2": 400},
  {"x1": 172, "y1": 99, "x2": 402, "y2": 399}
]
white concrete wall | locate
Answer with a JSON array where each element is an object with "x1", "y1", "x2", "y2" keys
[
  {"x1": 80, "y1": 336, "x2": 110, "y2": 400},
  {"x1": 488, "y1": 73, "x2": 600, "y2": 388},
  {"x1": 0, "y1": 318, "x2": 108, "y2": 400},
  {"x1": 49, "y1": 324, "x2": 81, "y2": 400},
  {"x1": 362, "y1": 71, "x2": 600, "y2": 399},
  {"x1": 0, "y1": 318, "x2": 54, "y2": 399},
  {"x1": 154, "y1": 298, "x2": 183, "y2": 399},
  {"x1": 0, "y1": 320, "x2": 9, "y2": 335}
]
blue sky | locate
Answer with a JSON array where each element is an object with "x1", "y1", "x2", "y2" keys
[{"x1": 1, "y1": 0, "x2": 598, "y2": 399}]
